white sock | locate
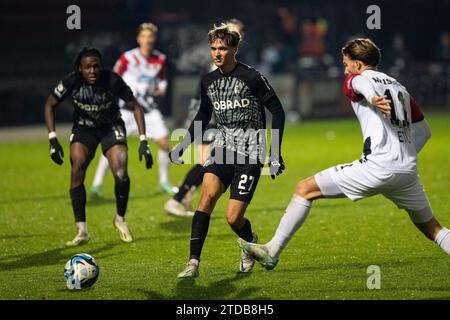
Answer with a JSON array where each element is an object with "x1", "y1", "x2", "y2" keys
[
  {"x1": 76, "y1": 222, "x2": 87, "y2": 235},
  {"x1": 267, "y1": 194, "x2": 312, "y2": 258},
  {"x1": 92, "y1": 155, "x2": 109, "y2": 187},
  {"x1": 158, "y1": 149, "x2": 170, "y2": 185},
  {"x1": 434, "y1": 227, "x2": 450, "y2": 255}
]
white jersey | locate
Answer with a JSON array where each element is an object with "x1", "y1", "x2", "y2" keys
[
  {"x1": 114, "y1": 48, "x2": 168, "y2": 111},
  {"x1": 344, "y1": 69, "x2": 420, "y2": 173}
]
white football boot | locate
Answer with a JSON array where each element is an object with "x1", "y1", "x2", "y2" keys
[
  {"x1": 113, "y1": 216, "x2": 133, "y2": 243},
  {"x1": 164, "y1": 198, "x2": 194, "y2": 217},
  {"x1": 239, "y1": 233, "x2": 258, "y2": 272},
  {"x1": 65, "y1": 233, "x2": 90, "y2": 247},
  {"x1": 177, "y1": 260, "x2": 200, "y2": 278}
]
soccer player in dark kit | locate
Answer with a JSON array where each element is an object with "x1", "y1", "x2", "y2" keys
[
  {"x1": 170, "y1": 24, "x2": 286, "y2": 278},
  {"x1": 44, "y1": 48, "x2": 153, "y2": 246}
]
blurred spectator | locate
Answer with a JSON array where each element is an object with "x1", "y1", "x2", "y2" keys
[
  {"x1": 297, "y1": 15, "x2": 329, "y2": 74},
  {"x1": 299, "y1": 16, "x2": 327, "y2": 58},
  {"x1": 269, "y1": 5, "x2": 299, "y2": 73},
  {"x1": 383, "y1": 33, "x2": 414, "y2": 80},
  {"x1": 258, "y1": 31, "x2": 283, "y2": 74},
  {"x1": 434, "y1": 32, "x2": 450, "y2": 106}
]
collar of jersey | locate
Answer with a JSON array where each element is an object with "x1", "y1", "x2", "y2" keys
[{"x1": 218, "y1": 61, "x2": 240, "y2": 76}]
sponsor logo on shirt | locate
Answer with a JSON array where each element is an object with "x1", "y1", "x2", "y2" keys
[
  {"x1": 213, "y1": 98, "x2": 250, "y2": 111},
  {"x1": 54, "y1": 82, "x2": 67, "y2": 98}
]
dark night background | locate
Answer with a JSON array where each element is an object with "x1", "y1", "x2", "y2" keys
[{"x1": 0, "y1": 0, "x2": 449, "y2": 125}]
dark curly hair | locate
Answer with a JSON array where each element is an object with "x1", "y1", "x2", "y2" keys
[{"x1": 73, "y1": 47, "x2": 103, "y2": 71}]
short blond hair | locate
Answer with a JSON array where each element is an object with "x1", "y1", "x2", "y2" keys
[
  {"x1": 137, "y1": 22, "x2": 158, "y2": 36},
  {"x1": 341, "y1": 38, "x2": 381, "y2": 67},
  {"x1": 208, "y1": 23, "x2": 241, "y2": 47}
]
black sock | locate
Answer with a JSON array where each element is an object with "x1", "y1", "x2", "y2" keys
[
  {"x1": 115, "y1": 176, "x2": 130, "y2": 217},
  {"x1": 70, "y1": 184, "x2": 86, "y2": 222},
  {"x1": 174, "y1": 164, "x2": 204, "y2": 202},
  {"x1": 189, "y1": 210, "x2": 211, "y2": 261},
  {"x1": 231, "y1": 219, "x2": 254, "y2": 242}
]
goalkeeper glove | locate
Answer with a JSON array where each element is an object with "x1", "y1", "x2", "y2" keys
[
  {"x1": 49, "y1": 135, "x2": 64, "y2": 165},
  {"x1": 138, "y1": 139, "x2": 153, "y2": 169},
  {"x1": 268, "y1": 154, "x2": 285, "y2": 180}
]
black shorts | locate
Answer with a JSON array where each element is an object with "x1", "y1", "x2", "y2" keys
[
  {"x1": 204, "y1": 162, "x2": 263, "y2": 204},
  {"x1": 70, "y1": 122, "x2": 127, "y2": 157}
]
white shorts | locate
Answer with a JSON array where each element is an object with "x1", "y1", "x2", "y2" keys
[
  {"x1": 121, "y1": 109, "x2": 168, "y2": 141},
  {"x1": 315, "y1": 160, "x2": 433, "y2": 223}
]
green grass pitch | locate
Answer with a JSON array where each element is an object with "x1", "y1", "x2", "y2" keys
[{"x1": 0, "y1": 113, "x2": 449, "y2": 300}]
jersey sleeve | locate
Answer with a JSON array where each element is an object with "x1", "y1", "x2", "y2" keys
[
  {"x1": 249, "y1": 72, "x2": 276, "y2": 104},
  {"x1": 412, "y1": 119, "x2": 431, "y2": 152},
  {"x1": 343, "y1": 74, "x2": 364, "y2": 102},
  {"x1": 181, "y1": 80, "x2": 213, "y2": 148},
  {"x1": 113, "y1": 53, "x2": 129, "y2": 76},
  {"x1": 198, "y1": 80, "x2": 213, "y2": 114},
  {"x1": 110, "y1": 72, "x2": 135, "y2": 102},
  {"x1": 51, "y1": 71, "x2": 78, "y2": 101},
  {"x1": 410, "y1": 96, "x2": 425, "y2": 123},
  {"x1": 156, "y1": 55, "x2": 168, "y2": 92}
]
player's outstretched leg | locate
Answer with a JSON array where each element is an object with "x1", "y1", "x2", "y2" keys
[
  {"x1": 409, "y1": 208, "x2": 450, "y2": 255},
  {"x1": 107, "y1": 145, "x2": 133, "y2": 243},
  {"x1": 90, "y1": 154, "x2": 109, "y2": 198},
  {"x1": 66, "y1": 142, "x2": 92, "y2": 246},
  {"x1": 238, "y1": 177, "x2": 319, "y2": 270},
  {"x1": 165, "y1": 164, "x2": 204, "y2": 217},
  {"x1": 237, "y1": 239, "x2": 277, "y2": 270}
]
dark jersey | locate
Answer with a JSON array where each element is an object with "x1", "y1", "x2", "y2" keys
[
  {"x1": 199, "y1": 62, "x2": 278, "y2": 159},
  {"x1": 52, "y1": 70, "x2": 135, "y2": 128}
]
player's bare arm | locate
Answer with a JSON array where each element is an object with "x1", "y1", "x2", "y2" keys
[
  {"x1": 126, "y1": 99, "x2": 146, "y2": 136},
  {"x1": 44, "y1": 94, "x2": 60, "y2": 133},
  {"x1": 44, "y1": 94, "x2": 64, "y2": 165}
]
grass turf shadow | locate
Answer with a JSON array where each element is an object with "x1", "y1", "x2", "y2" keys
[
  {"x1": 136, "y1": 272, "x2": 270, "y2": 300},
  {"x1": 0, "y1": 242, "x2": 121, "y2": 271}
]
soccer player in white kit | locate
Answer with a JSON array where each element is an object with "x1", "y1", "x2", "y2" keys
[
  {"x1": 238, "y1": 38, "x2": 450, "y2": 270},
  {"x1": 90, "y1": 22, "x2": 177, "y2": 196}
]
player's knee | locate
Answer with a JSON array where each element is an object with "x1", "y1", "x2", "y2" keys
[
  {"x1": 198, "y1": 191, "x2": 220, "y2": 211},
  {"x1": 113, "y1": 167, "x2": 128, "y2": 181},
  {"x1": 157, "y1": 138, "x2": 170, "y2": 152},
  {"x1": 71, "y1": 160, "x2": 86, "y2": 177},
  {"x1": 295, "y1": 179, "x2": 310, "y2": 197}
]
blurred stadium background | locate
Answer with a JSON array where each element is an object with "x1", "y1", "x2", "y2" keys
[
  {"x1": 0, "y1": 0, "x2": 449, "y2": 132},
  {"x1": 1, "y1": 0, "x2": 450, "y2": 301}
]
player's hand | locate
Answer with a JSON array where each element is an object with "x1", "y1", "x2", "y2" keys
[
  {"x1": 139, "y1": 140, "x2": 153, "y2": 169},
  {"x1": 371, "y1": 95, "x2": 391, "y2": 118},
  {"x1": 169, "y1": 145, "x2": 184, "y2": 165},
  {"x1": 268, "y1": 154, "x2": 285, "y2": 180},
  {"x1": 49, "y1": 137, "x2": 64, "y2": 165}
]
